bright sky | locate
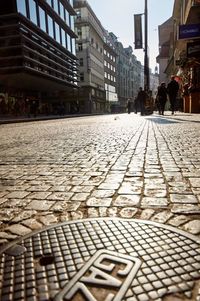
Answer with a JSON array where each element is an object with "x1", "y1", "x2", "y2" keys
[{"x1": 87, "y1": 0, "x2": 174, "y2": 71}]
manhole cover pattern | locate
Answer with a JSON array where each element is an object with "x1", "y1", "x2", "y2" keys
[{"x1": 0, "y1": 218, "x2": 200, "y2": 301}]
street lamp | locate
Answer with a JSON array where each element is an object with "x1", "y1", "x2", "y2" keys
[{"x1": 144, "y1": 0, "x2": 149, "y2": 91}]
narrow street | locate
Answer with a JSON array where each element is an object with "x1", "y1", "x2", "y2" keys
[
  {"x1": 0, "y1": 113, "x2": 199, "y2": 243},
  {"x1": 0, "y1": 113, "x2": 200, "y2": 300}
]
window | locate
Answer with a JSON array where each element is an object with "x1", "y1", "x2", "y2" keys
[
  {"x1": 71, "y1": 39, "x2": 76, "y2": 55},
  {"x1": 67, "y1": 34, "x2": 71, "y2": 52},
  {"x1": 55, "y1": 22, "x2": 60, "y2": 43},
  {"x1": 39, "y1": 7, "x2": 46, "y2": 32},
  {"x1": 65, "y1": 9, "x2": 70, "y2": 25},
  {"x1": 60, "y1": 3, "x2": 65, "y2": 20},
  {"x1": 79, "y1": 58, "x2": 83, "y2": 66},
  {"x1": 70, "y1": 16, "x2": 74, "y2": 31},
  {"x1": 16, "y1": 0, "x2": 27, "y2": 16},
  {"x1": 80, "y1": 72, "x2": 84, "y2": 81},
  {"x1": 46, "y1": 0, "x2": 52, "y2": 7},
  {"x1": 77, "y1": 28, "x2": 82, "y2": 37},
  {"x1": 29, "y1": 0, "x2": 37, "y2": 25},
  {"x1": 47, "y1": 15, "x2": 54, "y2": 38},
  {"x1": 61, "y1": 28, "x2": 66, "y2": 48},
  {"x1": 78, "y1": 43, "x2": 83, "y2": 51},
  {"x1": 53, "y1": 0, "x2": 59, "y2": 14}
]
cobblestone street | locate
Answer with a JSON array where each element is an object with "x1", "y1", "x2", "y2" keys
[{"x1": 0, "y1": 113, "x2": 200, "y2": 245}]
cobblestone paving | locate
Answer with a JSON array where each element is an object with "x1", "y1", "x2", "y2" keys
[{"x1": 0, "y1": 113, "x2": 200, "y2": 246}]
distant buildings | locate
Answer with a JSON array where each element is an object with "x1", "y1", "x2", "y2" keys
[
  {"x1": 74, "y1": 0, "x2": 143, "y2": 113},
  {"x1": 0, "y1": 0, "x2": 160, "y2": 117}
]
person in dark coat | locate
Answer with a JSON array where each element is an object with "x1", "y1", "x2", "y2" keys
[
  {"x1": 136, "y1": 87, "x2": 147, "y2": 116},
  {"x1": 127, "y1": 99, "x2": 131, "y2": 114},
  {"x1": 167, "y1": 76, "x2": 179, "y2": 115},
  {"x1": 156, "y1": 82, "x2": 168, "y2": 115}
]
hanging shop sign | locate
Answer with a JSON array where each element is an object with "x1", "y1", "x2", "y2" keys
[
  {"x1": 179, "y1": 24, "x2": 200, "y2": 39},
  {"x1": 193, "y1": 0, "x2": 200, "y2": 5},
  {"x1": 187, "y1": 41, "x2": 200, "y2": 57},
  {"x1": 134, "y1": 14, "x2": 143, "y2": 49}
]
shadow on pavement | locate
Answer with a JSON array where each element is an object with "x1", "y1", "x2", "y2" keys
[
  {"x1": 146, "y1": 116, "x2": 180, "y2": 124},
  {"x1": 147, "y1": 114, "x2": 200, "y2": 124}
]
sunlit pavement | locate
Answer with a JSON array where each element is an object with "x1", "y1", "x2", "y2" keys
[{"x1": 0, "y1": 112, "x2": 200, "y2": 245}]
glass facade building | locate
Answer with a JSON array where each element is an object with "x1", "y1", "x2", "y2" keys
[{"x1": 0, "y1": 0, "x2": 78, "y2": 115}]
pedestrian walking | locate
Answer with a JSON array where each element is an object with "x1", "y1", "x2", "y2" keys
[
  {"x1": 136, "y1": 87, "x2": 147, "y2": 116},
  {"x1": 156, "y1": 82, "x2": 168, "y2": 115},
  {"x1": 167, "y1": 76, "x2": 179, "y2": 115},
  {"x1": 134, "y1": 96, "x2": 139, "y2": 114},
  {"x1": 127, "y1": 99, "x2": 131, "y2": 114}
]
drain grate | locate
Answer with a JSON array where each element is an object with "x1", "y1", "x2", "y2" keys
[{"x1": 0, "y1": 218, "x2": 200, "y2": 300}]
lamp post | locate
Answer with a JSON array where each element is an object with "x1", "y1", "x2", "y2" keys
[{"x1": 144, "y1": 0, "x2": 149, "y2": 91}]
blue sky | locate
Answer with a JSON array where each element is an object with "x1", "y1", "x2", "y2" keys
[{"x1": 87, "y1": 0, "x2": 174, "y2": 71}]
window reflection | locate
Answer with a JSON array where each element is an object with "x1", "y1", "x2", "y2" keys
[
  {"x1": 71, "y1": 39, "x2": 76, "y2": 55},
  {"x1": 60, "y1": 3, "x2": 65, "y2": 20},
  {"x1": 55, "y1": 22, "x2": 60, "y2": 43},
  {"x1": 66, "y1": 34, "x2": 71, "y2": 52},
  {"x1": 61, "y1": 29, "x2": 66, "y2": 48},
  {"x1": 29, "y1": 0, "x2": 37, "y2": 25},
  {"x1": 47, "y1": 15, "x2": 54, "y2": 38},
  {"x1": 39, "y1": 7, "x2": 46, "y2": 32},
  {"x1": 46, "y1": 0, "x2": 52, "y2": 7},
  {"x1": 65, "y1": 9, "x2": 69, "y2": 25},
  {"x1": 70, "y1": 16, "x2": 74, "y2": 31},
  {"x1": 53, "y1": 0, "x2": 59, "y2": 14},
  {"x1": 16, "y1": 0, "x2": 27, "y2": 16}
]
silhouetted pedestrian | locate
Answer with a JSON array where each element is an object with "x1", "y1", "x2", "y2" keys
[
  {"x1": 136, "y1": 87, "x2": 147, "y2": 116},
  {"x1": 167, "y1": 76, "x2": 179, "y2": 115},
  {"x1": 127, "y1": 99, "x2": 131, "y2": 114},
  {"x1": 156, "y1": 82, "x2": 168, "y2": 115}
]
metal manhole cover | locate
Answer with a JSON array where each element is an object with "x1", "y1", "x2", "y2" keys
[{"x1": 0, "y1": 218, "x2": 200, "y2": 301}]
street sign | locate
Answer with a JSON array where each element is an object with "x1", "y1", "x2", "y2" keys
[
  {"x1": 187, "y1": 41, "x2": 200, "y2": 57},
  {"x1": 179, "y1": 23, "x2": 200, "y2": 39},
  {"x1": 134, "y1": 14, "x2": 143, "y2": 49}
]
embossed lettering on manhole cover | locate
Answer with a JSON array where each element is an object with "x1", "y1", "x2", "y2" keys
[
  {"x1": 56, "y1": 250, "x2": 142, "y2": 301},
  {"x1": 0, "y1": 218, "x2": 200, "y2": 301}
]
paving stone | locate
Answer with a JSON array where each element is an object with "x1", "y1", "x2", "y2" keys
[
  {"x1": 6, "y1": 224, "x2": 32, "y2": 236},
  {"x1": 144, "y1": 189, "x2": 167, "y2": 198},
  {"x1": 47, "y1": 192, "x2": 74, "y2": 201},
  {"x1": 0, "y1": 232, "x2": 18, "y2": 240},
  {"x1": 6, "y1": 191, "x2": 30, "y2": 199},
  {"x1": 151, "y1": 211, "x2": 173, "y2": 224},
  {"x1": 171, "y1": 204, "x2": 200, "y2": 214},
  {"x1": 118, "y1": 183, "x2": 142, "y2": 195},
  {"x1": 182, "y1": 220, "x2": 200, "y2": 235},
  {"x1": 113, "y1": 195, "x2": 140, "y2": 207},
  {"x1": 91, "y1": 189, "x2": 115, "y2": 198},
  {"x1": 141, "y1": 197, "x2": 168, "y2": 208},
  {"x1": 119, "y1": 207, "x2": 138, "y2": 218},
  {"x1": 12, "y1": 210, "x2": 37, "y2": 222},
  {"x1": 98, "y1": 182, "x2": 120, "y2": 189},
  {"x1": 71, "y1": 192, "x2": 90, "y2": 201},
  {"x1": 22, "y1": 218, "x2": 43, "y2": 230},
  {"x1": 189, "y1": 178, "x2": 200, "y2": 188},
  {"x1": 71, "y1": 185, "x2": 94, "y2": 193},
  {"x1": 71, "y1": 211, "x2": 83, "y2": 220},
  {"x1": 168, "y1": 215, "x2": 189, "y2": 227},
  {"x1": 26, "y1": 200, "x2": 55, "y2": 211},
  {"x1": 28, "y1": 191, "x2": 52, "y2": 199},
  {"x1": 140, "y1": 209, "x2": 155, "y2": 220},
  {"x1": 38, "y1": 214, "x2": 58, "y2": 225},
  {"x1": 86, "y1": 197, "x2": 112, "y2": 207},
  {"x1": 170, "y1": 194, "x2": 198, "y2": 204}
]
